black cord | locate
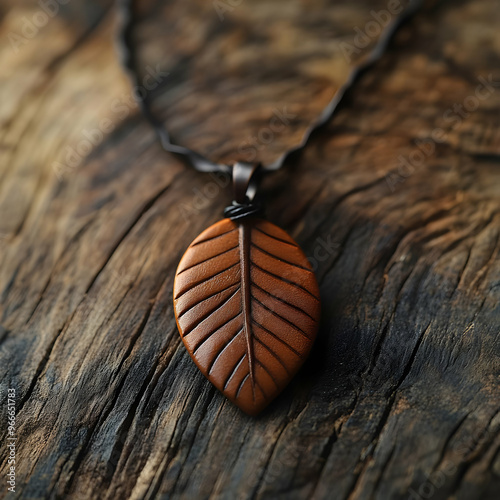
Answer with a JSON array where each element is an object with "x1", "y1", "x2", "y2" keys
[{"x1": 115, "y1": 0, "x2": 423, "y2": 175}]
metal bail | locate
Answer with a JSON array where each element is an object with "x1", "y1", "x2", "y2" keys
[{"x1": 232, "y1": 162, "x2": 260, "y2": 204}]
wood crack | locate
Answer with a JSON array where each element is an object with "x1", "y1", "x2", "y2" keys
[{"x1": 85, "y1": 175, "x2": 180, "y2": 295}]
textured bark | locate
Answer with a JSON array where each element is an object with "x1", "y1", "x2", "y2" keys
[{"x1": 0, "y1": 0, "x2": 499, "y2": 499}]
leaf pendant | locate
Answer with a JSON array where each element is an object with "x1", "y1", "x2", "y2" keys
[{"x1": 173, "y1": 217, "x2": 321, "y2": 415}]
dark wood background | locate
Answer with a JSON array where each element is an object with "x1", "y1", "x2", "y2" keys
[{"x1": 1, "y1": 0, "x2": 499, "y2": 498}]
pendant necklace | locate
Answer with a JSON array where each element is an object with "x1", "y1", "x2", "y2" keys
[{"x1": 117, "y1": 0, "x2": 422, "y2": 415}]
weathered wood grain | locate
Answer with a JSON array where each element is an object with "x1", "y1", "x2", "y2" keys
[{"x1": 0, "y1": 0, "x2": 499, "y2": 499}]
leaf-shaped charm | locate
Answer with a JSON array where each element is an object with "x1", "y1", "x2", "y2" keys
[{"x1": 173, "y1": 218, "x2": 320, "y2": 415}]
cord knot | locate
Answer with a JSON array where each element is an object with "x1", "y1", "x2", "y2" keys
[{"x1": 224, "y1": 200, "x2": 264, "y2": 221}]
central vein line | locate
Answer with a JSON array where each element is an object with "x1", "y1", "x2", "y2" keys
[{"x1": 239, "y1": 221, "x2": 255, "y2": 400}]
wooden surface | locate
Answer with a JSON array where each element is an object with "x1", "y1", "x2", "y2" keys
[{"x1": 1, "y1": 0, "x2": 499, "y2": 499}]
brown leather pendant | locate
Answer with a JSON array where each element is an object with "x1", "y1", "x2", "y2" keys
[{"x1": 173, "y1": 217, "x2": 320, "y2": 415}]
